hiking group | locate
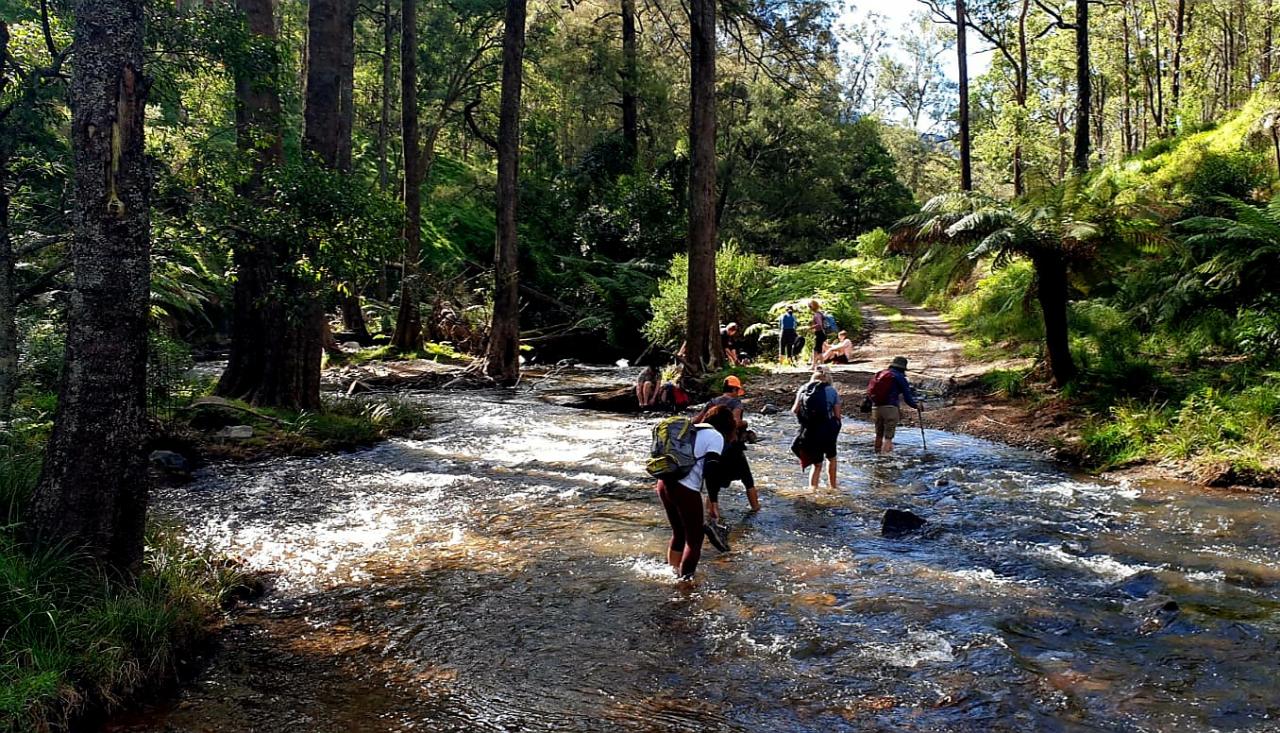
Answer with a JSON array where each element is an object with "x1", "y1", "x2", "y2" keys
[{"x1": 646, "y1": 356, "x2": 922, "y2": 580}]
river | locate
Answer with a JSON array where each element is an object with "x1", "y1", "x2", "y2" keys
[{"x1": 111, "y1": 375, "x2": 1280, "y2": 732}]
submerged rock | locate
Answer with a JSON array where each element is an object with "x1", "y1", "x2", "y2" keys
[
  {"x1": 881, "y1": 508, "x2": 927, "y2": 537},
  {"x1": 149, "y1": 450, "x2": 190, "y2": 474},
  {"x1": 934, "y1": 477, "x2": 950, "y2": 487},
  {"x1": 1112, "y1": 570, "x2": 1161, "y2": 599},
  {"x1": 216, "y1": 425, "x2": 254, "y2": 440},
  {"x1": 760, "y1": 403, "x2": 781, "y2": 416}
]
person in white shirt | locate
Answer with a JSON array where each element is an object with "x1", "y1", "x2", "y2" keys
[
  {"x1": 820, "y1": 330, "x2": 856, "y2": 364},
  {"x1": 655, "y1": 405, "x2": 737, "y2": 579}
]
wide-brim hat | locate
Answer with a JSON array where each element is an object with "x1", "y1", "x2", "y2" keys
[{"x1": 890, "y1": 356, "x2": 909, "y2": 370}]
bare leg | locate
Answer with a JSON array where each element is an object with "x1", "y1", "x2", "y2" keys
[
  {"x1": 668, "y1": 549, "x2": 682, "y2": 572},
  {"x1": 808, "y1": 464, "x2": 821, "y2": 488},
  {"x1": 706, "y1": 498, "x2": 720, "y2": 522},
  {"x1": 884, "y1": 438, "x2": 894, "y2": 454},
  {"x1": 827, "y1": 459, "x2": 838, "y2": 489},
  {"x1": 746, "y1": 485, "x2": 760, "y2": 511}
]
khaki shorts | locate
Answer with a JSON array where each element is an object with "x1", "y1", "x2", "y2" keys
[{"x1": 873, "y1": 405, "x2": 900, "y2": 440}]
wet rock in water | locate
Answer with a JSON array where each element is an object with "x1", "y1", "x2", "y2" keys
[
  {"x1": 1111, "y1": 570, "x2": 1161, "y2": 599},
  {"x1": 934, "y1": 477, "x2": 950, "y2": 487},
  {"x1": 881, "y1": 509, "x2": 927, "y2": 537},
  {"x1": 342, "y1": 341, "x2": 363, "y2": 352},
  {"x1": 760, "y1": 403, "x2": 781, "y2": 416},
  {"x1": 149, "y1": 450, "x2": 190, "y2": 474},
  {"x1": 216, "y1": 425, "x2": 255, "y2": 440},
  {"x1": 1133, "y1": 596, "x2": 1181, "y2": 634}
]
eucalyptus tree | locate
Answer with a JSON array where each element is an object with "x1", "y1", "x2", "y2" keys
[{"x1": 28, "y1": 0, "x2": 152, "y2": 573}]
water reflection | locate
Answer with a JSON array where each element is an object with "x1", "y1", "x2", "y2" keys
[{"x1": 128, "y1": 384, "x2": 1280, "y2": 732}]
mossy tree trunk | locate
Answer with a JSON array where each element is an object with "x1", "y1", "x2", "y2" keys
[
  {"x1": 391, "y1": 0, "x2": 423, "y2": 352},
  {"x1": 217, "y1": 0, "x2": 323, "y2": 410},
  {"x1": 27, "y1": 0, "x2": 151, "y2": 573}
]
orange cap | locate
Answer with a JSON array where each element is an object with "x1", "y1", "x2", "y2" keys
[{"x1": 724, "y1": 375, "x2": 744, "y2": 392}]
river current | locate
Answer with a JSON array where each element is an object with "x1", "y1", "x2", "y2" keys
[{"x1": 116, "y1": 376, "x2": 1280, "y2": 732}]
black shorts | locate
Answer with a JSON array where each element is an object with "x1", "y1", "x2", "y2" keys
[{"x1": 813, "y1": 330, "x2": 827, "y2": 353}]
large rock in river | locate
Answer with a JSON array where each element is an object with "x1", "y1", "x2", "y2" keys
[{"x1": 881, "y1": 508, "x2": 927, "y2": 537}]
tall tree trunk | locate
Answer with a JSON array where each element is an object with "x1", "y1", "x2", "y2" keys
[
  {"x1": 1032, "y1": 251, "x2": 1076, "y2": 387},
  {"x1": 305, "y1": 0, "x2": 368, "y2": 342},
  {"x1": 684, "y1": 0, "x2": 720, "y2": 376},
  {"x1": 0, "y1": 22, "x2": 15, "y2": 421},
  {"x1": 1266, "y1": 0, "x2": 1275, "y2": 80},
  {"x1": 391, "y1": 0, "x2": 422, "y2": 351},
  {"x1": 1014, "y1": 0, "x2": 1029, "y2": 196},
  {"x1": 621, "y1": 0, "x2": 639, "y2": 166},
  {"x1": 27, "y1": 0, "x2": 151, "y2": 573},
  {"x1": 218, "y1": 0, "x2": 323, "y2": 410},
  {"x1": 377, "y1": 0, "x2": 395, "y2": 191},
  {"x1": 1073, "y1": 0, "x2": 1090, "y2": 174},
  {"x1": 1172, "y1": 0, "x2": 1187, "y2": 133},
  {"x1": 956, "y1": 0, "x2": 972, "y2": 190},
  {"x1": 1122, "y1": 3, "x2": 1134, "y2": 155},
  {"x1": 484, "y1": 0, "x2": 527, "y2": 384},
  {"x1": 1150, "y1": 0, "x2": 1164, "y2": 133}
]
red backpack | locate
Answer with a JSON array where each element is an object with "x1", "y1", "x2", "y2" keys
[{"x1": 866, "y1": 369, "x2": 896, "y2": 405}]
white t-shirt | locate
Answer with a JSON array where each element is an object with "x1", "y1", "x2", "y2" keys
[
  {"x1": 677, "y1": 428, "x2": 725, "y2": 492},
  {"x1": 828, "y1": 338, "x2": 855, "y2": 359}
]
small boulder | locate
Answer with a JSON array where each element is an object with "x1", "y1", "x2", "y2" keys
[
  {"x1": 149, "y1": 450, "x2": 190, "y2": 474},
  {"x1": 342, "y1": 341, "x2": 363, "y2": 352},
  {"x1": 881, "y1": 508, "x2": 927, "y2": 537},
  {"x1": 1112, "y1": 570, "x2": 1160, "y2": 600},
  {"x1": 760, "y1": 403, "x2": 781, "y2": 416},
  {"x1": 934, "y1": 477, "x2": 950, "y2": 487},
  {"x1": 215, "y1": 425, "x2": 254, "y2": 440}
]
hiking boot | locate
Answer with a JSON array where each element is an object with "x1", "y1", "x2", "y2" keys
[{"x1": 704, "y1": 521, "x2": 730, "y2": 552}]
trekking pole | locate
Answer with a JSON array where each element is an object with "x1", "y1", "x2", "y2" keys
[{"x1": 917, "y1": 405, "x2": 927, "y2": 455}]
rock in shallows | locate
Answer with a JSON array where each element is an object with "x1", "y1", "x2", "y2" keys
[
  {"x1": 215, "y1": 425, "x2": 254, "y2": 440},
  {"x1": 881, "y1": 508, "x2": 927, "y2": 536}
]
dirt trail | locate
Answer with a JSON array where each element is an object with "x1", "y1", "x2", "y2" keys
[{"x1": 747, "y1": 283, "x2": 1063, "y2": 456}]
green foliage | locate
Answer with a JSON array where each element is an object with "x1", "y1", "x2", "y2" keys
[
  {"x1": 0, "y1": 442, "x2": 248, "y2": 733},
  {"x1": 947, "y1": 261, "x2": 1042, "y2": 347},
  {"x1": 1179, "y1": 151, "x2": 1270, "y2": 216},
  {"x1": 979, "y1": 368, "x2": 1033, "y2": 399}
]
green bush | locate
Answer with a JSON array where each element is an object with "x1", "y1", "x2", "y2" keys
[
  {"x1": 948, "y1": 261, "x2": 1042, "y2": 347},
  {"x1": 644, "y1": 243, "x2": 869, "y2": 348},
  {"x1": 1179, "y1": 150, "x2": 1269, "y2": 215}
]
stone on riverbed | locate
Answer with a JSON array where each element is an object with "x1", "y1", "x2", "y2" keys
[
  {"x1": 760, "y1": 403, "x2": 781, "y2": 416},
  {"x1": 881, "y1": 508, "x2": 927, "y2": 537},
  {"x1": 149, "y1": 450, "x2": 190, "y2": 474},
  {"x1": 215, "y1": 425, "x2": 254, "y2": 440}
]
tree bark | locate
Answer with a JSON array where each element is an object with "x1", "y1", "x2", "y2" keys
[
  {"x1": 218, "y1": 0, "x2": 323, "y2": 410},
  {"x1": 1072, "y1": 0, "x2": 1090, "y2": 174},
  {"x1": 1014, "y1": 0, "x2": 1029, "y2": 196},
  {"x1": 1170, "y1": 0, "x2": 1187, "y2": 134},
  {"x1": 1032, "y1": 251, "x2": 1076, "y2": 387},
  {"x1": 956, "y1": 0, "x2": 972, "y2": 190},
  {"x1": 27, "y1": 0, "x2": 151, "y2": 573},
  {"x1": 377, "y1": 0, "x2": 395, "y2": 191},
  {"x1": 621, "y1": 0, "x2": 639, "y2": 166},
  {"x1": 484, "y1": 0, "x2": 527, "y2": 385},
  {"x1": 303, "y1": 0, "x2": 351, "y2": 168},
  {"x1": 684, "y1": 0, "x2": 720, "y2": 377},
  {"x1": 391, "y1": 0, "x2": 423, "y2": 352},
  {"x1": 1122, "y1": 3, "x2": 1134, "y2": 155},
  {"x1": 0, "y1": 23, "x2": 14, "y2": 421}
]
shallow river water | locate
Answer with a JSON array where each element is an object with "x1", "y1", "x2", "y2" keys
[{"x1": 117, "y1": 378, "x2": 1280, "y2": 732}]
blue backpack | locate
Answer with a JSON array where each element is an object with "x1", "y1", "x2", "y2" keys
[{"x1": 822, "y1": 313, "x2": 837, "y2": 333}]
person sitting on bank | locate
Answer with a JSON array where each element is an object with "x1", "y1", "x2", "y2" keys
[
  {"x1": 779, "y1": 306, "x2": 799, "y2": 364},
  {"x1": 865, "y1": 355, "x2": 920, "y2": 454},
  {"x1": 820, "y1": 330, "x2": 856, "y2": 364},
  {"x1": 694, "y1": 376, "x2": 761, "y2": 519},
  {"x1": 720, "y1": 322, "x2": 742, "y2": 365},
  {"x1": 635, "y1": 365, "x2": 660, "y2": 408}
]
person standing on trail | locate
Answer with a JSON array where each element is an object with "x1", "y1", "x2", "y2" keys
[
  {"x1": 865, "y1": 356, "x2": 920, "y2": 454},
  {"x1": 656, "y1": 405, "x2": 737, "y2": 580},
  {"x1": 779, "y1": 306, "x2": 799, "y2": 364},
  {"x1": 807, "y1": 300, "x2": 827, "y2": 367},
  {"x1": 695, "y1": 376, "x2": 762, "y2": 522},
  {"x1": 791, "y1": 366, "x2": 842, "y2": 489}
]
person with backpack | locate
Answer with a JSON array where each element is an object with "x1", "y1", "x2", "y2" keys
[
  {"x1": 864, "y1": 355, "x2": 920, "y2": 454},
  {"x1": 694, "y1": 376, "x2": 762, "y2": 522},
  {"x1": 778, "y1": 306, "x2": 798, "y2": 364},
  {"x1": 648, "y1": 405, "x2": 738, "y2": 580},
  {"x1": 807, "y1": 300, "x2": 827, "y2": 367},
  {"x1": 790, "y1": 365, "x2": 842, "y2": 489}
]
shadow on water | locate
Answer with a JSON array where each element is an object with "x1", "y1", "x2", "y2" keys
[{"x1": 109, "y1": 382, "x2": 1280, "y2": 732}]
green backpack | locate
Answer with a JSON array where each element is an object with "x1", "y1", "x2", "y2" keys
[{"x1": 646, "y1": 416, "x2": 701, "y2": 481}]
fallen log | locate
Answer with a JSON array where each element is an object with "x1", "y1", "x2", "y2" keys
[{"x1": 541, "y1": 386, "x2": 647, "y2": 413}]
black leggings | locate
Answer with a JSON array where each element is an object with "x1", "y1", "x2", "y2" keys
[
  {"x1": 706, "y1": 441, "x2": 753, "y2": 504},
  {"x1": 657, "y1": 480, "x2": 703, "y2": 578},
  {"x1": 780, "y1": 329, "x2": 798, "y2": 360}
]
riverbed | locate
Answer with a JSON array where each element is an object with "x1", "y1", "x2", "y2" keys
[{"x1": 111, "y1": 379, "x2": 1280, "y2": 732}]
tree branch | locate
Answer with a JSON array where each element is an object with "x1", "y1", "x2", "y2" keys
[
  {"x1": 463, "y1": 98, "x2": 498, "y2": 150},
  {"x1": 14, "y1": 260, "x2": 70, "y2": 306}
]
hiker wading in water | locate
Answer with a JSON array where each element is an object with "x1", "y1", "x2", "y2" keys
[
  {"x1": 695, "y1": 376, "x2": 762, "y2": 521},
  {"x1": 865, "y1": 355, "x2": 920, "y2": 454},
  {"x1": 791, "y1": 366, "x2": 843, "y2": 489},
  {"x1": 655, "y1": 406, "x2": 737, "y2": 580}
]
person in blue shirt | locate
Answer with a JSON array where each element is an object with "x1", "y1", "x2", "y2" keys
[
  {"x1": 866, "y1": 355, "x2": 920, "y2": 454},
  {"x1": 778, "y1": 305, "x2": 799, "y2": 364}
]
